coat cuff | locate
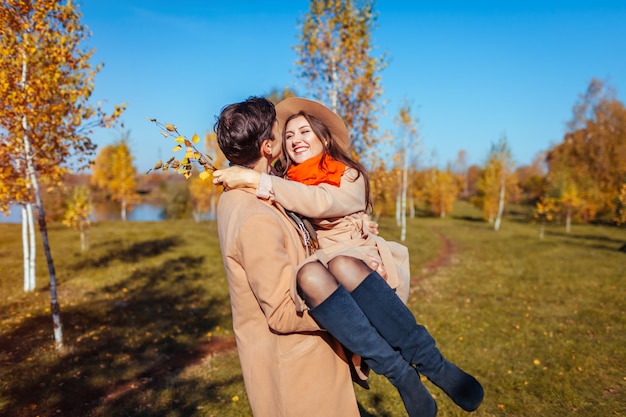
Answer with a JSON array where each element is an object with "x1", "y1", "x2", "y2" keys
[{"x1": 256, "y1": 172, "x2": 274, "y2": 199}]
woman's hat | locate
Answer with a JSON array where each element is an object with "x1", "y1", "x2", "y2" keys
[{"x1": 275, "y1": 97, "x2": 350, "y2": 151}]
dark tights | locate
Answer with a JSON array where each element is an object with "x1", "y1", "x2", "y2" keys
[{"x1": 297, "y1": 255, "x2": 373, "y2": 308}]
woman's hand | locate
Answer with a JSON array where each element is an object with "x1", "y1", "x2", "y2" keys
[
  {"x1": 367, "y1": 257, "x2": 388, "y2": 281},
  {"x1": 362, "y1": 213, "x2": 379, "y2": 236},
  {"x1": 212, "y1": 166, "x2": 262, "y2": 189}
]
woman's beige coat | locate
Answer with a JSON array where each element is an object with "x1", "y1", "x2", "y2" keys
[
  {"x1": 268, "y1": 168, "x2": 411, "y2": 311},
  {"x1": 217, "y1": 187, "x2": 360, "y2": 417}
]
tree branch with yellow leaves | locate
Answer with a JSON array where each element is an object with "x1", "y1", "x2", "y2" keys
[{"x1": 146, "y1": 118, "x2": 216, "y2": 180}]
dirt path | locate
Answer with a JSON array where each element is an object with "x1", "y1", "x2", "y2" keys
[{"x1": 412, "y1": 227, "x2": 457, "y2": 284}]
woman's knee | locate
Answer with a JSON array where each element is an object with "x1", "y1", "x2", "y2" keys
[
  {"x1": 296, "y1": 262, "x2": 339, "y2": 306},
  {"x1": 328, "y1": 255, "x2": 370, "y2": 279},
  {"x1": 328, "y1": 256, "x2": 372, "y2": 292}
]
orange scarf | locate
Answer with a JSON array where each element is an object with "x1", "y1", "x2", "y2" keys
[{"x1": 286, "y1": 154, "x2": 346, "y2": 186}]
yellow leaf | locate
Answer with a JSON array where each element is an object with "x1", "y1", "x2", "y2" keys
[
  {"x1": 165, "y1": 123, "x2": 177, "y2": 132},
  {"x1": 199, "y1": 171, "x2": 211, "y2": 181},
  {"x1": 172, "y1": 145, "x2": 182, "y2": 152},
  {"x1": 174, "y1": 136, "x2": 185, "y2": 144},
  {"x1": 192, "y1": 133, "x2": 200, "y2": 143}
]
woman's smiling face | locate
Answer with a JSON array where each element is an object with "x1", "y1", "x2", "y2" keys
[{"x1": 284, "y1": 115, "x2": 325, "y2": 164}]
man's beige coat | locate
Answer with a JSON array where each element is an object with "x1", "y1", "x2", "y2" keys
[{"x1": 217, "y1": 187, "x2": 360, "y2": 417}]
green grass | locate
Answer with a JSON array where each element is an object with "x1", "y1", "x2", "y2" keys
[{"x1": 1, "y1": 203, "x2": 625, "y2": 417}]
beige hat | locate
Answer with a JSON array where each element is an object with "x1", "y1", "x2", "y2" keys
[{"x1": 275, "y1": 97, "x2": 350, "y2": 151}]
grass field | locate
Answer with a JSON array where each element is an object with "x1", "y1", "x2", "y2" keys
[{"x1": 0, "y1": 202, "x2": 625, "y2": 417}]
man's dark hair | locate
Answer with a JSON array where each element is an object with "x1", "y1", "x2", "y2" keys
[{"x1": 214, "y1": 96, "x2": 276, "y2": 167}]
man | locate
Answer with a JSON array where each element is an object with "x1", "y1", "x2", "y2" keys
[{"x1": 213, "y1": 96, "x2": 361, "y2": 417}]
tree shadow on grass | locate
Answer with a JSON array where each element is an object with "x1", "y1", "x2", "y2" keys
[
  {"x1": 357, "y1": 395, "x2": 395, "y2": 417},
  {"x1": 72, "y1": 237, "x2": 181, "y2": 269},
  {"x1": 451, "y1": 215, "x2": 484, "y2": 223},
  {"x1": 544, "y1": 229, "x2": 625, "y2": 251},
  {"x1": 0, "y1": 253, "x2": 237, "y2": 417}
]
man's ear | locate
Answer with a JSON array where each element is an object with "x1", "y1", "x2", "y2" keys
[{"x1": 261, "y1": 139, "x2": 273, "y2": 157}]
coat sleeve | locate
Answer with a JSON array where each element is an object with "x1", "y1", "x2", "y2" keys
[
  {"x1": 269, "y1": 169, "x2": 366, "y2": 218},
  {"x1": 237, "y1": 212, "x2": 322, "y2": 334}
]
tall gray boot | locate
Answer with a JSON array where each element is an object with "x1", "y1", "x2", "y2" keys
[
  {"x1": 351, "y1": 272, "x2": 484, "y2": 412},
  {"x1": 310, "y1": 286, "x2": 437, "y2": 417}
]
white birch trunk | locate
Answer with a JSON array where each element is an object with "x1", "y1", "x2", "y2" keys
[
  {"x1": 20, "y1": 54, "x2": 63, "y2": 350},
  {"x1": 23, "y1": 129, "x2": 64, "y2": 350},
  {"x1": 27, "y1": 203, "x2": 36, "y2": 290},
  {"x1": 400, "y1": 151, "x2": 408, "y2": 242},
  {"x1": 22, "y1": 205, "x2": 31, "y2": 292},
  {"x1": 80, "y1": 228, "x2": 86, "y2": 251},
  {"x1": 566, "y1": 209, "x2": 572, "y2": 234},
  {"x1": 121, "y1": 197, "x2": 127, "y2": 221},
  {"x1": 440, "y1": 182, "x2": 446, "y2": 218},
  {"x1": 494, "y1": 176, "x2": 505, "y2": 231},
  {"x1": 79, "y1": 222, "x2": 89, "y2": 251},
  {"x1": 395, "y1": 191, "x2": 401, "y2": 227}
]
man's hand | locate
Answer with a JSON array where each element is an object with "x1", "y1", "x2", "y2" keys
[{"x1": 362, "y1": 213, "x2": 379, "y2": 236}]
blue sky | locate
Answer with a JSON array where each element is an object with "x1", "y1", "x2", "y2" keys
[{"x1": 79, "y1": 0, "x2": 626, "y2": 172}]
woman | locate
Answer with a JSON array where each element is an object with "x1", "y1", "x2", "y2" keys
[{"x1": 213, "y1": 98, "x2": 484, "y2": 417}]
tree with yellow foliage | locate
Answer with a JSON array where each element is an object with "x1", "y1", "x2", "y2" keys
[
  {"x1": 422, "y1": 167, "x2": 459, "y2": 218},
  {"x1": 393, "y1": 102, "x2": 421, "y2": 241},
  {"x1": 0, "y1": 0, "x2": 124, "y2": 350},
  {"x1": 109, "y1": 136, "x2": 138, "y2": 221},
  {"x1": 616, "y1": 183, "x2": 626, "y2": 226},
  {"x1": 474, "y1": 135, "x2": 518, "y2": 231},
  {"x1": 534, "y1": 196, "x2": 558, "y2": 239},
  {"x1": 295, "y1": 0, "x2": 387, "y2": 160},
  {"x1": 91, "y1": 132, "x2": 139, "y2": 221},
  {"x1": 369, "y1": 161, "x2": 396, "y2": 220},
  {"x1": 62, "y1": 185, "x2": 92, "y2": 251},
  {"x1": 546, "y1": 79, "x2": 626, "y2": 224}
]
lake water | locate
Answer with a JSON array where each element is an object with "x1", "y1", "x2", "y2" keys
[{"x1": 0, "y1": 203, "x2": 165, "y2": 223}]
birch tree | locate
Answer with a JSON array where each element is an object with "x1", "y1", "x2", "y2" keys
[
  {"x1": 534, "y1": 197, "x2": 557, "y2": 239},
  {"x1": 295, "y1": 0, "x2": 387, "y2": 160},
  {"x1": 62, "y1": 185, "x2": 92, "y2": 251},
  {"x1": 422, "y1": 167, "x2": 459, "y2": 218},
  {"x1": 475, "y1": 135, "x2": 517, "y2": 230},
  {"x1": 109, "y1": 136, "x2": 138, "y2": 221},
  {"x1": 616, "y1": 183, "x2": 626, "y2": 226},
  {"x1": 90, "y1": 133, "x2": 138, "y2": 221},
  {"x1": 394, "y1": 102, "x2": 420, "y2": 241},
  {"x1": 453, "y1": 150, "x2": 470, "y2": 198},
  {"x1": 0, "y1": 0, "x2": 124, "y2": 350},
  {"x1": 541, "y1": 166, "x2": 584, "y2": 233}
]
